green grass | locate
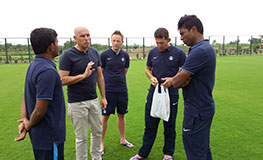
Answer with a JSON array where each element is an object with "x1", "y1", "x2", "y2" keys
[{"x1": 0, "y1": 55, "x2": 263, "y2": 160}]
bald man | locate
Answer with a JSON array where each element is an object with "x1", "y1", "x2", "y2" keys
[{"x1": 59, "y1": 26, "x2": 107, "y2": 160}]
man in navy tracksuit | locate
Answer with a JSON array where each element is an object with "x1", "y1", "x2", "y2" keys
[
  {"x1": 130, "y1": 28, "x2": 186, "y2": 160},
  {"x1": 162, "y1": 15, "x2": 216, "y2": 160}
]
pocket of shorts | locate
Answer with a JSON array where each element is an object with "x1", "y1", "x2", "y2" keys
[{"x1": 183, "y1": 114, "x2": 195, "y2": 132}]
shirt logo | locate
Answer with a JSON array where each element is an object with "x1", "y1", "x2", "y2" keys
[
  {"x1": 153, "y1": 56, "x2": 158, "y2": 60},
  {"x1": 121, "y1": 58, "x2": 125, "y2": 61},
  {"x1": 183, "y1": 128, "x2": 191, "y2": 132},
  {"x1": 169, "y1": 56, "x2": 173, "y2": 61},
  {"x1": 107, "y1": 58, "x2": 111, "y2": 61}
]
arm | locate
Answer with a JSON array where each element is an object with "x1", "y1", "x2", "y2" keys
[
  {"x1": 145, "y1": 66, "x2": 158, "y2": 86},
  {"x1": 23, "y1": 99, "x2": 49, "y2": 131},
  {"x1": 162, "y1": 69, "x2": 192, "y2": 88},
  {"x1": 125, "y1": 68, "x2": 128, "y2": 75},
  {"x1": 59, "y1": 61, "x2": 95, "y2": 85},
  {"x1": 15, "y1": 99, "x2": 49, "y2": 141},
  {"x1": 172, "y1": 70, "x2": 192, "y2": 88},
  {"x1": 125, "y1": 55, "x2": 129, "y2": 75},
  {"x1": 14, "y1": 96, "x2": 27, "y2": 141},
  {"x1": 97, "y1": 66, "x2": 107, "y2": 109},
  {"x1": 21, "y1": 96, "x2": 27, "y2": 119}
]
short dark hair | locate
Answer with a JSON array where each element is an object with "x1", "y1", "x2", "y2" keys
[
  {"x1": 154, "y1": 28, "x2": 169, "y2": 40},
  {"x1": 30, "y1": 28, "x2": 57, "y2": 55},
  {"x1": 111, "y1": 30, "x2": 124, "y2": 41},
  {"x1": 177, "y1": 15, "x2": 203, "y2": 34}
]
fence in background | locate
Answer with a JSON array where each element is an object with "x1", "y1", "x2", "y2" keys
[{"x1": 0, "y1": 35, "x2": 262, "y2": 64}]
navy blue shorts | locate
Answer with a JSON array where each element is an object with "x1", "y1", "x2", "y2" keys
[
  {"x1": 102, "y1": 92, "x2": 128, "y2": 115},
  {"x1": 33, "y1": 142, "x2": 64, "y2": 160}
]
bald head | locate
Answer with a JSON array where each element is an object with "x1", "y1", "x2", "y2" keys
[
  {"x1": 73, "y1": 26, "x2": 91, "y2": 52},
  {"x1": 74, "y1": 26, "x2": 89, "y2": 36}
]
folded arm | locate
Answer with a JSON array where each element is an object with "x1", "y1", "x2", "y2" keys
[{"x1": 161, "y1": 69, "x2": 192, "y2": 88}]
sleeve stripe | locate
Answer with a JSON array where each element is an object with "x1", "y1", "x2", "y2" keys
[
  {"x1": 182, "y1": 68, "x2": 194, "y2": 75},
  {"x1": 37, "y1": 97, "x2": 53, "y2": 100}
]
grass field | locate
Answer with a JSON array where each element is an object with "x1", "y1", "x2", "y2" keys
[{"x1": 0, "y1": 55, "x2": 263, "y2": 160}]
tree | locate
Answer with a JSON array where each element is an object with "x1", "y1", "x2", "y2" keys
[
  {"x1": 63, "y1": 40, "x2": 76, "y2": 50},
  {"x1": 212, "y1": 40, "x2": 217, "y2": 45},
  {"x1": 248, "y1": 37, "x2": 261, "y2": 44}
]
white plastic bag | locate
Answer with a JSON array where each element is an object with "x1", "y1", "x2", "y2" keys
[{"x1": 150, "y1": 84, "x2": 170, "y2": 121}]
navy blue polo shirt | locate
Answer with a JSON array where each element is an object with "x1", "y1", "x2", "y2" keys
[
  {"x1": 100, "y1": 48, "x2": 129, "y2": 92},
  {"x1": 59, "y1": 47, "x2": 101, "y2": 103},
  {"x1": 24, "y1": 56, "x2": 66, "y2": 150},
  {"x1": 147, "y1": 44, "x2": 186, "y2": 96},
  {"x1": 182, "y1": 40, "x2": 216, "y2": 119}
]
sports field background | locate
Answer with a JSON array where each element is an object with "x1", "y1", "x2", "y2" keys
[{"x1": 0, "y1": 55, "x2": 262, "y2": 159}]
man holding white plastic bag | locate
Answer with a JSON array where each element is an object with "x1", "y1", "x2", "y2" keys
[{"x1": 130, "y1": 28, "x2": 186, "y2": 160}]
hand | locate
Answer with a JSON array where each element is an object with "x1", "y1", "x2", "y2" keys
[
  {"x1": 14, "y1": 128, "x2": 27, "y2": 142},
  {"x1": 14, "y1": 119, "x2": 28, "y2": 142},
  {"x1": 150, "y1": 77, "x2": 158, "y2": 86},
  {"x1": 161, "y1": 77, "x2": 173, "y2": 88},
  {"x1": 21, "y1": 118, "x2": 31, "y2": 131},
  {"x1": 83, "y1": 61, "x2": 95, "y2": 78},
  {"x1": 100, "y1": 98, "x2": 107, "y2": 110}
]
